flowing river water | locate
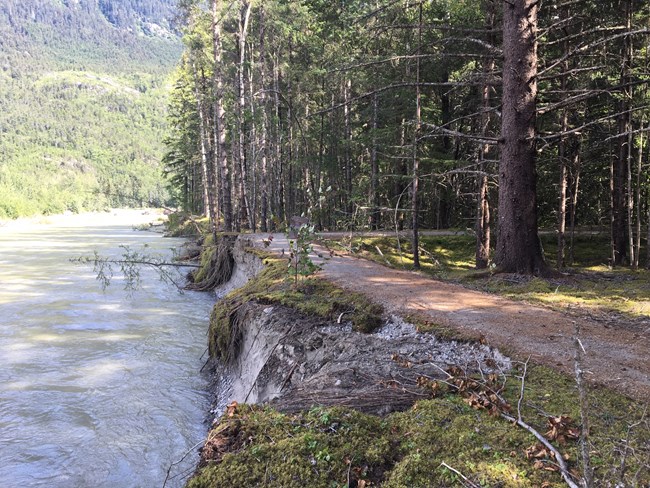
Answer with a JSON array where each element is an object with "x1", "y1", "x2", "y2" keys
[{"x1": 0, "y1": 211, "x2": 214, "y2": 487}]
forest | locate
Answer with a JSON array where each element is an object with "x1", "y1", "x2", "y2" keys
[
  {"x1": 165, "y1": 0, "x2": 650, "y2": 274},
  {"x1": 0, "y1": 0, "x2": 181, "y2": 217}
]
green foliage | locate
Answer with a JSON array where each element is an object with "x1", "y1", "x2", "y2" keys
[
  {"x1": 164, "y1": 212, "x2": 211, "y2": 237},
  {"x1": 287, "y1": 224, "x2": 321, "y2": 285},
  {"x1": 72, "y1": 244, "x2": 185, "y2": 294},
  {"x1": 0, "y1": 0, "x2": 182, "y2": 218}
]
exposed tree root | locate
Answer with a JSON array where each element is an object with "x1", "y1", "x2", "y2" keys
[{"x1": 185, "y1": 236, "x2": 235, "y2": 292}]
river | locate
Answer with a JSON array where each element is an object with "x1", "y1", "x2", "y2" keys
[{"x1": 0, "y1": 211, "x2": 214, "y2": 487}]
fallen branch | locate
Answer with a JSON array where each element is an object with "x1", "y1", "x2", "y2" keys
[
  {"x1": 440, "y1": 461, "x2": 480, "y2": 488},
  {"x1": 574, "y1": 322, "x2": 594, "y2": 487},
  {"x1": 501, "y1": 412, "x2": 580, "y2": 488},
  {"x1": 162, "y1": 439, "x2": 205, "y2": 488},
  {"x1": 509, "y1": 358, "x2": 582, "y2": 488},
  {"x1": 429, "y1": 364, "x2": 582, "y2": 488}
]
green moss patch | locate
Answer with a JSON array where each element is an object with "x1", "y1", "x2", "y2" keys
[
  {"x1": 189, "y1": 363, "x2": 649, "y2": 487},
  {"x1": 209, "y1": 252, "x2": 383, "y2": 361},
  {"x1": 165, "y1": 212, "x2": 211, "y2": 237}
]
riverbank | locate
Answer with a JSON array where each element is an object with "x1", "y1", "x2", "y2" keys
[{"x1": 187, "y1": 234, "x2": 649, "y2": 487}]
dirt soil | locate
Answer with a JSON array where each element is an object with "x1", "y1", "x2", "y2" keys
[{"x1": 252, "y1": 233, "x2": 650, "y2": 403}]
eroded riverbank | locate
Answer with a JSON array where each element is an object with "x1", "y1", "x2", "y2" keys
[{"x1": 189, "y1": 234, "x2": 650, "y2": 487}]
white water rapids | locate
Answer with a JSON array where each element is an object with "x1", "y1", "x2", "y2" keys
[{"x1": 0, "y1": 211, "x2": 213, "y2": 487}]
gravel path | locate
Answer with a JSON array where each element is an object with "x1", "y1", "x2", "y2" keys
[{"x1": 251, "y1": 233, "x2": 650, "y2": 402}]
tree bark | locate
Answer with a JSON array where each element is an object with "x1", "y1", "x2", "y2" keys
[
  {"x1": 412, "y1": 3, "x2": 422, "y2": 269},
  {"x1": 612, "y1": 0, "x2": 633, "y2": 266},
  {"x1": 236, "y1": 0, "x2": 254, "y2": 231},
  {"x1": 212, "y1": 0, "x2": 232, "y2": 232},
  {"x1": 258, "y1": 6, "x2": 269, "y2": 233},
  {"x1": 475, "y1": 0, "x2": 495, "y2": 270},
  {"x1": 568, "y1": 140, "x2": 582, "y2": 266},
  {"x1": 495, "y1": 0, "x2": 548, "y2": 275},
  {"x1": 191, "y1": 63, "x2": 213, "y2": 223},
  {"x1": 370, "y1": 92, "x2": 380, "y2": 230},
  {"x1": 344, "y1": 78, "x2": 353, "y2": 218},
  {"x1": 633, "y1": 125, "x2": 643, "y2": 269}
]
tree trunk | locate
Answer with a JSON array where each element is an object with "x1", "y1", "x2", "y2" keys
[
  {"x1": 212, "y1": 0, "x2": 232, "y2": 232},
  {"x1": 495, "y1": 0, "x2": 547, "y2": 275},
  {"x1": 258, "y1": 6, "x2": 269, "y2": 233},
  {"x1": 557, "y1": 23, "x2": 571, "y2": 270},
  {"x1": 475, "y1": 0, "x2": 494, "y2": 270},
  {"x1": 647, "y1": 178, "x2": 650, "y2": 269},
  {"x1": 273, "y1": 52, "x2": 284, "y2": 223},
  {"x1": 557, "y1": 111, "x2": 569, "y2": 269},
  {"x1": 192, "y1": 64, "x2": 212, "y2": 221},
  {"x1": 568, "y1": 141, "x2": 582, "y2": 266},
  {"x1": 634, "y1": 123, "x2": 644, "y2": 269},
  {"x1": 237, "y1": 0, "x2": 254, "y2": 231},
  {"x1": 627, "y1": 122, "x2": 635, "y2": 267},
  {"x1": 613, "y1": 0, "x2": 633, "y2": 266},
  {"x1": 370, "y1": 92, "x2": 380, "y2": 230},
  {"x1": 344, "y1": 78, "x2": 353, "y2": 218},
  {"x1": 412, "y1": 3, "x2": 422, "y2": 269}
]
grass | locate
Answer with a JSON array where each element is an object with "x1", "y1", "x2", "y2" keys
[
  {"x1": 326, "y1": 233, "x2": 650, "y2": 320},
  {"x1": 188, "y1": 363, "x2": 649, "y2": 487}
]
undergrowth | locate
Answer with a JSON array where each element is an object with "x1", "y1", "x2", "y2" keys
[
  {"x1": 191, "y1": 233, "x2": 649, "y2": 487},
  {"x1": 188, "y1": 363, "x2": 649, "y2": 487},
  {"x1": 165, "y1": 212, "x2": 211, "y2": 237}
]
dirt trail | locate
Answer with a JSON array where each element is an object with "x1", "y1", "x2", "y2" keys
[{"x1": 252, "y1": 233, "x2": 650, "y2": 402}]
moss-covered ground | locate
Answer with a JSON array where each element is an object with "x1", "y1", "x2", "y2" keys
[
  {"x1": 208, "y1": 251, "x2": 383, "y2": 360},
  {"x1": 189, "y1": 362, "x2": 649, "y2": 487},
  {"x1": 326, "y1": 233, "x2": 650, "y2": 320},
  {"x1": 165, "y1": 212, "x2": 212, "y2": 237}
]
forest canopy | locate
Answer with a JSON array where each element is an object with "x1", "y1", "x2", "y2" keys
[{"x1": 165, "y1": 0, "x2": 650, "y2": 272}]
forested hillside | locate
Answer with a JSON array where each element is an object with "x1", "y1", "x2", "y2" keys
[
  {"x1": 167, "y1": 0, "x2": 650, "y2": 272},
  {"x1": 0, "y1": 0, "x2": 181, "y2": 218}
]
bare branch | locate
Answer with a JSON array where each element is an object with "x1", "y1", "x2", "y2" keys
[
  {"x1": 538, "y1": 65, "x2": 607, "y2": 82},
  {"x1": 420, "y1": 123, "x2": 499, "y2": 145},
  {"x1": 544, "y1": 25, "x2": 626, "y2": 47},
  {"x1": 574, "y1": 322, "x2": 594, "y2": 487},
  {"x1": 309, "y1": 81, "x2": 501, "y2": 117},
  {"x1": 538, "y1": 104, "x2": 650, "y2": 148},
  {"x1": 538, "y1": 28, "x2": 650, "y2": 78}
]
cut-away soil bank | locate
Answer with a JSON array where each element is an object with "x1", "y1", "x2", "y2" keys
[{"x1": 185, "y1": 235, "x2": 649, "y2": 488}]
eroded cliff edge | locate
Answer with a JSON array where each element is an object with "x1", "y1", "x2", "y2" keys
[{"x1": 203, "y1": 236, "x2": 510, "y2": 417}]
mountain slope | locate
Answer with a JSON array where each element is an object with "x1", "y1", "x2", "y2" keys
[{"x1": 0, "y1": 0, "x2": 182, "y2": 218}]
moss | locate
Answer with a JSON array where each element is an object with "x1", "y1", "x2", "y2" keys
[
  {"x1": 189, "y1": 364, "x2": 649, "y2": 488},
  {"x1": 191, "y1": 245, "x2": 216, "y2": 284},
  {"x1": 187, "y1": 405, "x2": 397, "y2": 488},
  {"x1": 208, "y1": 252, "x2": 384, "y2": 361},
  {"x1": 164, "y1": 212, "x2": 211, "y2": 237},
  {"x1": 198, "y1": 235, "x2": 648, "y2": 487}
]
